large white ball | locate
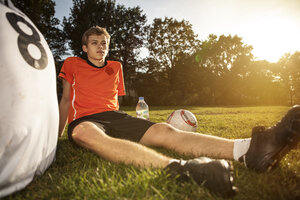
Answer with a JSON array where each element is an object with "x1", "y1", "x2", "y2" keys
[
  {"x1": 0, "y1": 2, "x2": 58, "y2": 198},
  {"x1": 167, "y1": 109, "x2": 198, "y2": 132}
]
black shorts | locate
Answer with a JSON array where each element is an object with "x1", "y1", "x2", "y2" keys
[{"x1": 67, "y1": 110, "x2": 155, "y2": 143}]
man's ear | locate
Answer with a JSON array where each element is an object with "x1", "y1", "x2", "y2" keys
[{"x1": 82, "y1": 45, "x2": 87, "y2": 53}]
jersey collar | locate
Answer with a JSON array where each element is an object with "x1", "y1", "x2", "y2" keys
[{"x1": 86, "y1": 59, "x2": 108, "y2": 69}]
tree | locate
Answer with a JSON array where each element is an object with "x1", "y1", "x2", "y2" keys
[
  {"x1": 238, "y1": 60, "x2": 283, "y2": 105},
  {"x1": 146, "y1": 17, "x2": 200, "y2": 72},
  {"x1": 276, "y1": 52, "x2": 300, "y2": 105},
  {"x1": 135, "y1": 17, "x2": 200, "y2": 105},
  {"x1": 168, "y1": 52, "x2": 204, "y2": 105},
  {"x1": 12, "y1": 0, "x2": 67, "y2": 62},
  {"x1": 194, "y1": 34, "x2": 254, "y2": 105},
  {"x1": 288, "y1": 52, "x2": 300, "y2": 104}
]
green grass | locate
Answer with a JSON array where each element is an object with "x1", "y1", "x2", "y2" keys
[{"x1": 4, "y1": 106, "x2": 300, "y2": 200}]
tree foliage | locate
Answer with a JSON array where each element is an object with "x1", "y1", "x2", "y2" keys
[
  {"x1": 146, "y1": 17, "x2": 200, "y2": 72},
  {"x1": 11, "y1": 0, "x2": 300, "y2": 106},
  {"x1": 134, "y1": 17, "x2": 201, "y2": 105},
  {"x1": 194, "y1": 34, "x2": 254, "y2": 105},
  {"x1": 276, "y1": 52, "x2": 300, "y2": 104},
  {"x1": 12, "y1": 0, "x2": 67, "y2": 61}
]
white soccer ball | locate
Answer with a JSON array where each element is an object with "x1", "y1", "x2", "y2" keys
[{"x1": 167, "y1": 109, "x2": 198, "y2": 132}]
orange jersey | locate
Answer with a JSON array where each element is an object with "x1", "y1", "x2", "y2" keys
[{"x1": 59, "y1": 57, "x2": 126, "y2": 123}]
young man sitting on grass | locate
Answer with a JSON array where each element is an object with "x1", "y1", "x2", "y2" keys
[{"x1": 58, "y1": 26, "x2": 300, "y2": 197}]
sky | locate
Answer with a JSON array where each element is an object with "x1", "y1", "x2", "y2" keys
[{"x1": 54, "y1": 0, "x2": 300, "y2": 63}]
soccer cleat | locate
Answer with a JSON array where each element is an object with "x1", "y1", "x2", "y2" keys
[
  {"x1": 166, "y1": 157, "x2": 237, "y2": 197},
  {"x1": 240, "y1": 105, "x2": 300, "y2": 172}
]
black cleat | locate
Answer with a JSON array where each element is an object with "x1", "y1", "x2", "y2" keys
[
  {"x1": 240, "y1": 105, "x2": 300, "y2": 172},
  {"x1": 166, "y1": 157, "x2": 237, "y2": 197}
]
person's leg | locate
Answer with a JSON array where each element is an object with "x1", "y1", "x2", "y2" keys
[
  {"x1": 140, "y1": 123, "x2": 236, "y2": 160},
  {"x1": 71, "y1": 121, "x2": 236, "y2": 197},
  {"x1": 140, "y1": 105, "x2": 300, "y2": 172},
  {"x1": 71, "y1": 121, "x2": 170, "y2": 168}
]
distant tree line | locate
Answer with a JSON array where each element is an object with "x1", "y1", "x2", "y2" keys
[{"x1": 12, "y1": 0, "x2": 300, "y2": 106}]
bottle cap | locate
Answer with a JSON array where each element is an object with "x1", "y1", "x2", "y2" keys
[{"x1": 139, "y1": 97, "x2": 144, "y2": 101}]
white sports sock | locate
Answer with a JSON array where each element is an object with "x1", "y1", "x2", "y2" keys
[
  {"x1": 168, "y1": 159, "x2": 187, "y2": 165},
  {"x1": 233, "y1": 138, "x2": 251, "y2": 161}
]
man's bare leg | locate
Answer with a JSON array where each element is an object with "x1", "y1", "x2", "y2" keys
[
  {"x1": 140, "y1": 104, "x2": 300, "y2": 169},
  {"x1": 71, "y1": 121, "x2": 236, "y2": 197},
  {"x1": 71, "y1": 121, "x2": 170, "y2": 168},
  {"x1": 140, "y1": 123, "x2": 235, "y2": 160}
]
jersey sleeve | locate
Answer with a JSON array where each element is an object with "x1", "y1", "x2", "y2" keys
[
  {"x1": 59, "y1": 57, "x2": 74, "y2": 84},
  {"x1": 118, "y1": 63, "x2": 126, "y2": 96}
]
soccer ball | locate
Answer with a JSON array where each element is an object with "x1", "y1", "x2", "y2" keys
[{"x1": 167, "y1": 109, "x2": 198, "y2": 132}]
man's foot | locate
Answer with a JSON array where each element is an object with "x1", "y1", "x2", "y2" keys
[
  {"x1": 240, "y1": 105, "x2": 300, "y2": 172},
  {"x1": 166, "y1": 157, "x2": 237, "y2": 197}
]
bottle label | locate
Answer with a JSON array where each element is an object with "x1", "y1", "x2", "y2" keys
[{"x1": 136, "y1": 110, "x2": 149, "y2": 120}]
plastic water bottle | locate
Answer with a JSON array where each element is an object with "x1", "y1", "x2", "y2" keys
[{"x1": 136, "y1": 97, "x2": 149, "y2": 120}]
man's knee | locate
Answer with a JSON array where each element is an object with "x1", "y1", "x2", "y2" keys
[
  {"x1": 141, "y1": 122, "x2": 177, "y2": 145},
  {"x1": 150, "y1": 122, "x2": 176, "y2": 134},
  {"x1": 72, "y1": 121, "x2": 95, "y2": 144}
]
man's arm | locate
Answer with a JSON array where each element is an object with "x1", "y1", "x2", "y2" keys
[{"x1": 58, "y1": 79, "x2": 71, "y2": 137}]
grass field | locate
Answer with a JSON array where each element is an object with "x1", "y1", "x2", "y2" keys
[{"x1": 3, "y1": 106, "x2": 300, "y2": 200}]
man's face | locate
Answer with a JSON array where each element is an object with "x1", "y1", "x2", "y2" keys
[{"x1": 82, "y1": 34, "x2": 109, "y2": 62}]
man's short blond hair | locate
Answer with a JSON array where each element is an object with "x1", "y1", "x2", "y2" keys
[{"x1": 82, "y1": 26, "x2": 111, "y2": 46}]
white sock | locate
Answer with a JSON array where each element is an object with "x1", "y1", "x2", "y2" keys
[
  {"x1": 168, "y1": 159, "x2": 187, "y2": 165},
  {"x1": 233, "y1": 138, "x2": 251, "y2": 161}
]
